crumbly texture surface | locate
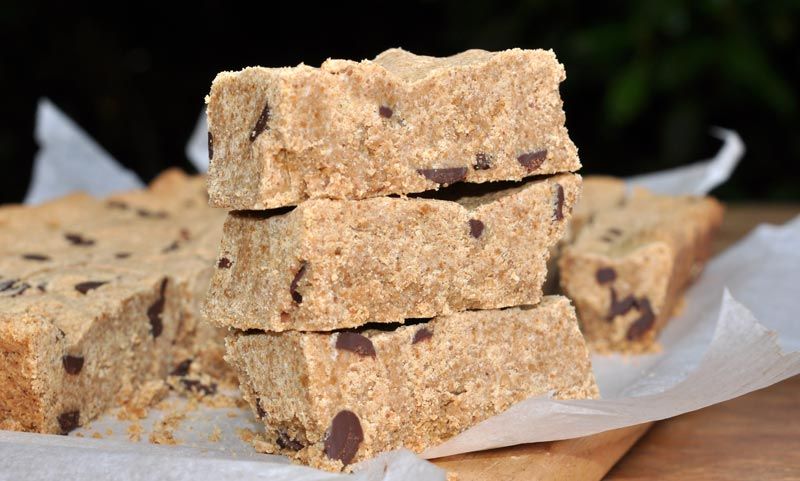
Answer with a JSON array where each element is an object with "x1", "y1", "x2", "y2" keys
[
  {"x1": 559, "y1": 190, "x2": 724, "y2": 353},
  {"x1": 0, "y1": 169, "x2": 228, "y2": 434},
  {"x1": 206, "y1": 48, "x2": 581, "y2": 209},
  {"x1": 204, "y1": 174, "x2": 580, "y2": 332},
  {"x1": 226, "y1": 296, "x2": 599, "y2": 471}
]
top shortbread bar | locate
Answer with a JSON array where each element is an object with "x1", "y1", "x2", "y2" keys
[{"x1": 206, "y1": 48, "x2": 580, "y2": 209}]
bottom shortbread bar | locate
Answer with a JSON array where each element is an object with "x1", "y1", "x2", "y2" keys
[
  {"x1": 559, "y1": 190, "x2": 724, "y2": 353},
  {"x1": 226, "y1": 296, "x2": 599, "y2": 471}
]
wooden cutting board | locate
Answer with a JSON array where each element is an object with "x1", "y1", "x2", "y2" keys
[{"x1": 431, "y1": 203, "x2": 800, "y2": 480}]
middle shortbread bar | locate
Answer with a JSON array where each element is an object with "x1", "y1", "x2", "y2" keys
[{"x1": 204, "y1": 173, "x2": 580, "y2": 331}]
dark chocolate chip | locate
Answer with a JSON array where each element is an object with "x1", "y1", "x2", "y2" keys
[
  {"x1": 106, "y1": 200, "x2": 129, "y2": 210},
  {"x1": 290, "y1": 262, "x2": 307, "y2": 304},
  {"x1": 473, "y1": 152, "x2": 493, "y2": 170},
  {"x1": 62, "y1": 355, "x2": 84, "y2": 375},
  {"x1": 250, "y1": 101, "x2": 271, "y2": 141},
  {"x1": 64, "y1": 233, "x2": 95, "y2": 246},
  {"x1": 74, "y1": 281, "x2": 108, "y2": 294},
  {"x1": 217, "y1": 257, "x2": 232, "y2": 269},
  {"x1": 147, "y1": 279, "x2": 168, "y2": 338},
  {"x1": 607, "y1": 288, "x2": 636, "y2": 320},
  {"x1": 517, "y1": 149, "x2": 548, "y2": 171},
  {"x1": 416, "y1": 167, "x2": 468, "y2": 185},
  {"x1": 335, "y1": 332, "x2": 376, "y2": 357},
  {"x1": 324, "y1": 410, "x2": 364, "y2": 465},
  {"x1": 37, "y1": 283, "x2": 47, "y2": 293},
  {"x1": 207, "y1": 131, "x2": 214, "y2": 160},
  {"x1": 137, "y1": 209, "x2": 168, "y2": 219},
  {"x1": 171, "y1": 358, "x2": 192, "y2": 376},
  {"x1": 22, "y1": 254, "x2": 50, "y2": 261},
  {"x1": 412, "y1": 327, "x2": 433, "y2": 344},
  {"x1": 115, "y1": 252, "x2": 131, "y2": 259},
  {"x1": 58, "y1": 410, "x2": 80, "y2": 434},
  {"x1": 378, "y1": 105, "x2": 393, "y2": 118},
  {"x1": 162, "y1": 241, "x2": 180, "y2": 253},
  {"x1": 180, "y1": 378, "x2": 217, "y2": 396},
  {"x1": 468, "y1": 219, "x2": 484, "y2": 239},
  {"x1": 554, "y1": 184, "x2": 565, "y2": 221},
  {"x1": 627, "y1": 298, "x2": 656, "y2": 340},
  {"x1": 276, "y1": 429, "x2": 305, "y2": 451},
  {"x1": 596, "y1": 267, "x2": 617, "y2": 284},
  {"x1": 255, "y1": 398, "x2": 267, "y2": 419}
]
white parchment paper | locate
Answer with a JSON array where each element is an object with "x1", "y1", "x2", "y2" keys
[{"x1": 3, "y1": 111, "x2": 799, "y2": 480}]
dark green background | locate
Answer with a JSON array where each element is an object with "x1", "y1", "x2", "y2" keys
[{"x1": 1, "y1": 0, "x2": 798, "y2": 203}]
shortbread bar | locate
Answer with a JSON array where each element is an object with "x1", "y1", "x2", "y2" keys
[
  {"x1": 206, "y1": 48, "x2": 580, "y2": 209},
  {"x1": 204, "y1": 174, "x2": 580, "y2": 332},
  {"x1": 559, "y1": 190, "x2": 724, "y2": 352},
  {"x1": 226, "y1": 296, "x2": 599, "y2": 471}
]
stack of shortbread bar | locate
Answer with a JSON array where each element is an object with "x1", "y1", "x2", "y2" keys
[{"x1": 203, "y1": 48, "x2": 599, "y2": 470}]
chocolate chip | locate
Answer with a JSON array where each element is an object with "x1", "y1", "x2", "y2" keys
[
  {"x1": 255, "y1": 398, "x2": 267, "y2": 419},
  {"x1": 378, "y1": 105, "x2": 393, "y2": 118},
  {"x1": 416, "y1": 167, "x2": 468, "y2": 185},
  {"x1": 22, "y1": 254, "x2": 50, "y2": 261},
  {"x1": 290, "y1": 262, "x2": 307, "y2": 304},
  {"x1": 217, "y1": 257, "x2": 232, "y2": 269},
  {"x1": 162, "y1": 241, "x2": 180, "y2": 253},
  {"x1": 171, "y1": 359, "x2": 192, "y2": 376},
  {"x1": 147, "y1": 279, "x2": 167, "y2": 338},
  {"x1": 180, "y1": 378, "x2": 217, "y2": 396},
  {"x1": 115, "y1": 252, "x2": 131, "y2": 259},
  {"x1": 554, "y1": 184, "x2": 565, "y2": 221},
  {"x1": 74, "y1": 281, "x2": 108, "y2": 294},
  {"x1": 62, "y1": 355, "x2": 84, "y2": 375},
  {"x1": 250, "y1": 101, "x2": 271, "y2": 141},
  {"x1": 207, "y1": 131, "x2": 214, "y2": 160},
  {"x1": 58, "y1": 410, "x2": 80, "y2": 434},
  {"x1": 627, "y1": 298, "x2": 656, "y2": 340},
  {"x1": 468, "y1": 219, "x2": 484, "y2": 239},
  {"x1": 335, "y1": 332, "x2": 376, "y2": 357},
  {"x1": 596, "y1": 267, "x2": 617, "y2": 284},
  {"x1": 137, "y1": 209, "x2": 168, "y2": 219},
  {"x1": 0, "y1": 279, "x2": 16, "y2": 292},
  {"x1": 517, "y1": 149, "x2": 547, "y2": 171},
  {"x1": 64, "y1": 233, "x2": 95, "y2": 246},
  {"x1": 324, "y1": 410, "x2": 364, "y2": 465},
  {"x1": 412, "y1": 327, "x2": 433, "y2": 344},
  {"x1": 276, "y1": 429, "x2": 305, "y2": 451},
  {"x1": 473, "y1": 152, "x2": 493, "y2": 170},
  {"x1": 607, "y1": 288, "x2": 636, "y2": 320},
  {"x1": 37, "y1": 283, "x2": 47, "y2": 293},
  {"x1": 106, "y1": 200, "x2": 129, "y2": 210}
]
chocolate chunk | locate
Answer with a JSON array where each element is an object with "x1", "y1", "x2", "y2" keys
[
  {"x1": 58, "y1": 410, "x2": 80, "y2": 434},
  {"x1": 250, "y1": 101, "x2": 271, "y2": 141},
  {"x1": 74, "y1": 281, "x2": 108, "y2": 294},
  {"x1": 554, "y1": 184, "x2": 565, "y2": 221},
  {"x1": 106, "y1": 200, "x2": 129, "y2": 210},
  {"x1": 290, "y1": 262, "x2": 307, "y2": 304},
  {"x1": 180, "y1": 378, "x2": 217, "y2": 396},
  {"x1": 217, "y1": 257, "x2": 232, "y2": 269},
  {"x1": 416, "y1": 167, "x2": 468, "y2": 185},
  {"x1": 517, "y1": 149, "x2": 548, "y2": 171},
  {"x1": 137, "y1": 209, "x2": 168, "y2": 219},
  {"x1": 596, "y1": 267, "x2": 617, "y2": 284},
  {"x1": 22, "y1": 254, "x2": 50, "y2": 261},
  {"x1": 473, "y1": 152, "x2": 493, "y2": 170},
  {"x1": 607, "y1": 288, "x2": 636, "y2": 320},
  {"x1": 171, "y1": 358, "x2": 192, "y2": 376},
  {"x1": 412, "y1": 327, "x2": 433, "y2": 344},
  {"x1": 64, "y1": 233, "x2": 95, "y2": 246},
  {"x1": 469, "y1": 219, "x2": 484, "y2": 239},
  {"x1": 207, "y1": 131, "x2": 214, "y2": 160},
  {"x1": 0, "y1": 279, "x2": 16, "y2": 292},
  {"x1": 276, "y1": 429, "x2": 305, "y2": 451},
  {"x1": 255, "y1": 398, "x2": 267, "y2": 419},
  {"x1": 162, "y1": 241, "x2": 180, "y2": 253},
  {"x1": 62, "y1": 355, "x2": 84, "y2": 375},
  {"x1": 324, "y1": 410, "x2": 364, "y2": 465},
  {"x1": 335, "y1": 332, "x2": 376, "y2": 357},
  {"x1": 115, "y1": 252, "x2": 131, "y2": 259},
  {"x1": 147, "y1": 279, "x2": 168, "y2": 338},
  {"x1": 627, "y1": 298, "x2": 656, "y2": 340},
  {"x1": 378, "y1": 105, "x2": 393, "y2": 118}
]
